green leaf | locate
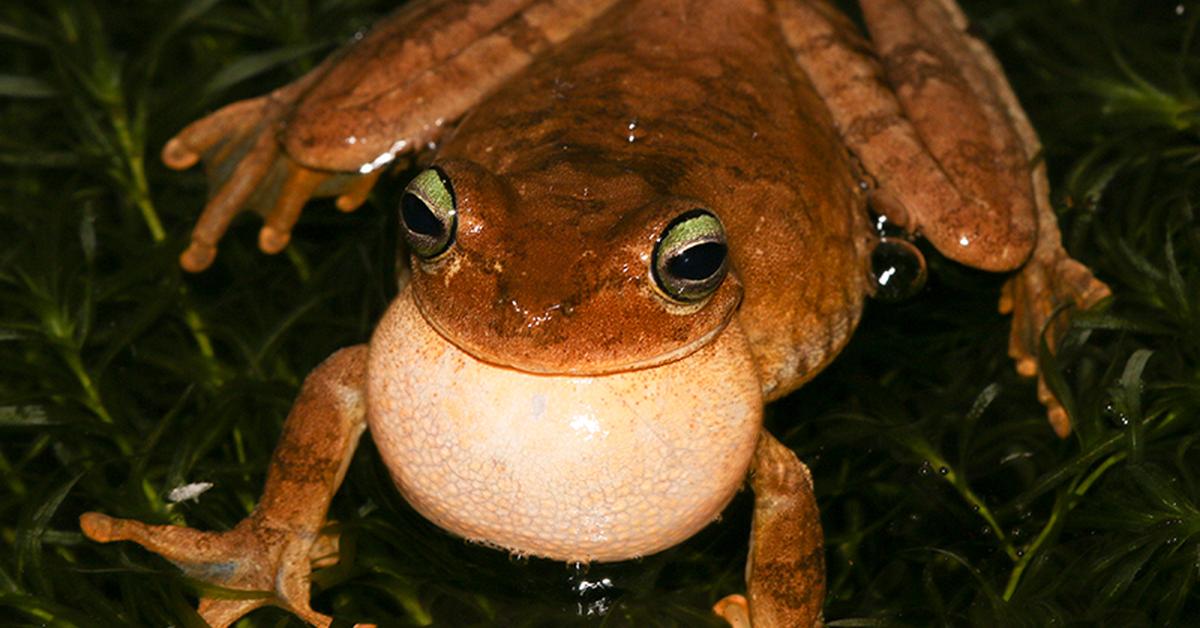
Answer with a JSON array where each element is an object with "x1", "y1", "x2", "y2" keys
[
  {"x1": 0, "y1": 75, "x2": 57, "y2": 99},
  {"x1": 202, "y1": 42, "x2": 327, "y2": 96}
]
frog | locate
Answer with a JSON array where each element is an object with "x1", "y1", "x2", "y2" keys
[{"x1": 79, "y1": 0, "x2": 1110, "y2": 626}]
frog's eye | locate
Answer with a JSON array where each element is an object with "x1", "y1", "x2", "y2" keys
[
  {"x1": 400, "y1": 167, "x2": 457, "y2": 259},
  {"x1": 652, "y1": 210, "x2": 729, "y2": 303}
]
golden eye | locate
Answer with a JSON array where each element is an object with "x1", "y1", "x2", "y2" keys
[
  {"x1": 400, "y1": 167, "x2": 457, "y2": 259},
  {"x1": 652, "y1": 210, "x2": 729, "y2": 303}
]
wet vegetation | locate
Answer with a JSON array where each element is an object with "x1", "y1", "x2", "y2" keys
[{"x1": 2, "y1": 0, "x2": 1198, "y2": 625}]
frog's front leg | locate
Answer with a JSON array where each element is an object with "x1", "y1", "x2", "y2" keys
[
  {"x1": 713, "y1": 433, "x2": 824, "y2": 628},
  {"x1": 80, "y1": 346, "x2": 369, "y2": 628},
  {"x1": 169, "y1": 0, "x2": 623, "y2": 272}
]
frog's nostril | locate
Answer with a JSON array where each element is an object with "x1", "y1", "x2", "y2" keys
[{"x1": 869, "y1": 237, "x2": 927, "y2": 302}]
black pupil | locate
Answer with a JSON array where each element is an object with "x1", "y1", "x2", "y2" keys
[
  {"x1": 667, "y1": 242, "x2": 726, "y2": 281},
  {"x1": 401, "y1": 193, "x2": 444, "y2": 239}
]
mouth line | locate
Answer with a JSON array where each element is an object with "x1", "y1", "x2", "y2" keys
[{"x1": 410, "y1": 287, "x2": 739, "y2": 377}]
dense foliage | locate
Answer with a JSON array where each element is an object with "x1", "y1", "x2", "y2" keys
[{"x1": 1, "y1": 1, "x2": 1197, "y2": 625}]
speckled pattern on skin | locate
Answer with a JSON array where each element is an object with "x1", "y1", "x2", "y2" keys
[{"x1": 369, "y1": 292, "x2": 762, "y2": 562}]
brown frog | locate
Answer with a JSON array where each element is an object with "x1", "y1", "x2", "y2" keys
[{"x1": 80, "y1": 0, "x2": 1109, "y2": 626}]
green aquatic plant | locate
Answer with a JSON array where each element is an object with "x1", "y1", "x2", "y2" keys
[{"x1": 1, "y1": 0, "x2": 1197, "y2": 625}]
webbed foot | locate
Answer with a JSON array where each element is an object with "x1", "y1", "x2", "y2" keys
[
  {"x1": 1000, "y1": 244, "x2": 1110, "y2": 436},
  {"x1": 80, "y1": 512, "x2": 361, "y2": 627},
  {"x1": 80, "y1": 347, "x2": 371, "y2": 626},
  {"x1": 164, "y1": 64, "x2": 380, "y2": 272}
]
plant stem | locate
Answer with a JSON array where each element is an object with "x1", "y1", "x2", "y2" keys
[
  {"x1": 110, "y1": 110, "x2": 165, "y2": 243},
  {"x1": 109, "y1": 105, "x2": 214, "y2": 361},
  {"x1": 919, "y1": 448, "x2": 1019, "y2": 561}
]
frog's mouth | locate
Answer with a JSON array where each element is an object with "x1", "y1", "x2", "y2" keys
[
  {"x1": 409, "y1": 272, "x2": 744, "y2": 377},
  {"x1": 367, "y1": 287, "x2": 763, "y2": 563}
]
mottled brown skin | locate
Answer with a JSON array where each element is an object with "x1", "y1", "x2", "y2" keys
[{"x1": 82, "y1": 0, "x2": 1109, "y2": 626}]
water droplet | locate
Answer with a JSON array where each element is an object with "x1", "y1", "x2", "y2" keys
[
  {"x1": 938, "y1": 466, "x2": 950, "y2": 476},
  {"x1": 625, "y1": 118, "x2": 639, "y2": 143},
  {"x1": 919, "y1": 461, "x2": 933, "y2": 477},
  {"x1": 508, "y1": 550, "x2": 529, "y2": 565},
  {"x1": 1102, "y1": 400, "x2": 1129, "y2": 428},
  {"x1": 569, "y1": 561, "x2": 590, "y2": 576},
  {"x1": 870, "y1": 237, "x2": 927, "y2": 302},
  {"x1": 572, "y1": 576, "x2": 617, "y2": 617}
]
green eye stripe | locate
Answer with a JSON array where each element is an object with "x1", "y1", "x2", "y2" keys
[
  {"x1": 658, "y1": 212, "x2": 723, "y2": 254},
  {"x1": 409, "y1": 168, "x2": 455, "y2": 212}
]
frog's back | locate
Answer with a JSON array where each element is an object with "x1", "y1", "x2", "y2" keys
[{"x1": 437, "y1": 0, "x2": 871, "y2": 396}]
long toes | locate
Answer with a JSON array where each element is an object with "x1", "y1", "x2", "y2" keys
[
  {"x1": 335, "y1": 171, "x2": 382, "y2": 212},
  {"x1": 80, "y1": 512, "x2": 241, "y2": 568},
  {"x1": 79, "y1": 512, "x2": 121, "y2": 542},
  {"x1": 181, "y1": 132, "x2": 280, "y2": 272},
  {"x1": 162, "y1": 138, "x2": 201, "y2": 170},
  {"x1": 308, "y1": 528, "x2": 340, "y2": 569},
  {"x1": 1038, "y1": 374, "x2": 1071, "y2": 438},
  {"x1": 162, "y1": 97, "x2": 270, "y2": 170},
  {"x1": 259, "y1": 166, "x2": 330, "y2": 254},
  {"x1": 712, "y1": 593, "x2": 752, "y2": 628},
  {"x1": 198, "y1": 596, "x2": 273, "y2": 628}
]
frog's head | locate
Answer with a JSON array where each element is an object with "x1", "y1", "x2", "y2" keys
[
  {"x1": 367, "y1": 157, "x2": 763, "y2": 563},
  {"x1": 399, "y1": 158, "x2": 745, "y2": 374}
]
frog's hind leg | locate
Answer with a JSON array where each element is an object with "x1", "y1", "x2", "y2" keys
[
  {"x1": 778, "y1": 0, "x2": 1109, "y2": 435},
  {"x1": 80, "y1": 346, "x2": 371, "y2": 627},
  {"x1": 997, "y1": 165, "x2": 1111, "y2": 437},
  {"x1": 714, "y1": 433, "x2": 824, "y2": 628},
  {"x1": 858, "y1": 0, "x2": 1110, "y2": 434},
  {"x1": 777, "y1": 0, "x2": 1035, "y2": 271}
]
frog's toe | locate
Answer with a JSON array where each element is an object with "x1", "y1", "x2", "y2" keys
[
  {"x1": 179, "y1": 129, "x2": 281, "y2": 272},
  {"x1": 1002, "y1": 250, "x2": 1110, "y2": 436},
  {"x1": 258, "y1": 164, "x2": 332, "y2": 255},
  {"x1": 335, "y1": 170, "x2": 382, "y2": 213},
  {"x1": 80, "y1": 511, "x2": 341, "y2": 627},
  {"x1": 713, "y1": 593, "x2": 751, "y2": 628},
  {"x1": 162, "y1": 96, "x2": 270, "y2": 171}
]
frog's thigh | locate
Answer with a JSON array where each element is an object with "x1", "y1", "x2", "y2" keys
[
  {"x1": 80, "y1": 346, "x2": 370, "y2": 628},
  {"x1": 714, "y1": 432, "x2": 824, "y2": 628},
  {"x1": 777, "y1": 0, "x2": 1034, "y2": 272}
]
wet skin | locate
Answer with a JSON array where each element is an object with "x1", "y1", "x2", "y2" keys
[{"x1": 80, "y1": 1, "x2": 1109, "y2": 626}]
